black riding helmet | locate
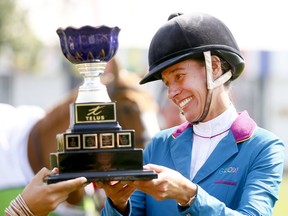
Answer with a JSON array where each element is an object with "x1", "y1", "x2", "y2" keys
[{"x1": 139, "y1": 13, "x2": 245, "y2": 84}]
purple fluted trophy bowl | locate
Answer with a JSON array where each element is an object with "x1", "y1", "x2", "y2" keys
[
  {"x1": 56, "y1": 25, "x2": 121, "y2": 103},
  {"x1": 56, "y1": 25, "x2": 120, "y2": 64}
]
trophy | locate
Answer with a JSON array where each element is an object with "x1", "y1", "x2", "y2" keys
[{"x1": 46, "y1": 25, "x2": 157, "y2": 183}]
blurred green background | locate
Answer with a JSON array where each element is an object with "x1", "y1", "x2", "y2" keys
[{"x1": 274, "y1": 173, "x2": 288, "y2": 215}]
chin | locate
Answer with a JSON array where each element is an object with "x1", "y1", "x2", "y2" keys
[
  {"x1": 184, "y1": 113, "x2": 201, "y2": 123},
  {"x1": 183, "y1": 114, "x2": 194, "y2": 122}
]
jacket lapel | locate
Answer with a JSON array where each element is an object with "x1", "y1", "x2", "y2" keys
[
  {"x1": 192, "y1": 132, "x2": 238, "y2": 183},
  {"x1": 170, "y1": 125, "x2": 193, "y2": 179}
]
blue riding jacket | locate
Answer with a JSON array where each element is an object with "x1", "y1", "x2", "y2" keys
[{"x1": 101, "y1": 111, "x2": 285, "y2": 216}]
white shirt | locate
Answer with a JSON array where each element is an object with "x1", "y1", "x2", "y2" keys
[
  {"x1": 190, "y1": 105, "x2": 238, "y2": 180},
  {"x1": 0, "y1": 103, "x2": 45, "y2": 189}
]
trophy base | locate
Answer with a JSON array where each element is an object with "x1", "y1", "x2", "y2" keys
[{"x1": 45, "y1": 170, "x2": 157, "y2": 184}]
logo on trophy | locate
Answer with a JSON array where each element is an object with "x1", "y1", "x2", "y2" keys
[{"x1": 46, "y1": 25, "x2": 157, "y2": 183}]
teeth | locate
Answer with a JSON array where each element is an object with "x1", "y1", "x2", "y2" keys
[{"x1": 179, "y1": 97, "x2": 192, "y2": 108}]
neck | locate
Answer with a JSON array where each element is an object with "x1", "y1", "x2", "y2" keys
[
  {"x1": 193, "y1": 104, "x2": 238, "y2": 138},
  {"x1": 202, "y1": 87, "x2": 231, "y2": 122}
]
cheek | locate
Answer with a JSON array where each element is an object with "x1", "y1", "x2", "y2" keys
[
  {"x1": 184, "y1": 83, "x2": 207, "y2": 112},
  {"x1": 196, "y1": 88, "x2": 208, "y2": 110},
  {"x1": 183, "y1": 78, "x2": 206, "y2": 98}
]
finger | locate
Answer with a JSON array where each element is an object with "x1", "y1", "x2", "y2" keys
[
  {"x1": 120, "y1": 185, "x2": 135, "y2": 197},
  {"x1": 112, "y1": 184, "x2": 135, "y2": 201},
  {"x1": 51, "y1": 167, "x2": 59, "y2": 174},
  {"x1": 53, "y1": 177, "x2": 87, "y2": 193},
  {"x1": 32, "y1": 167, "x2": 51, "y2": 183},
  {"x1": 105, "y1": 181, "x2": 125, "y2": 192},
  {"x1": 95, "y1": 181, "x2": 119, "y2": 188},
  {"x1": 122, "y1": 179, "x2": 152, "y2": 188},
  {"x1": 144, "y1": 164, "x2": 165, "y2": 173},
  {"x1": 109, "y1": 181, "x2": 120, "y2": 186},
  {"x1": 39, "y1": 167, "x2": 52, "y2": 176}
]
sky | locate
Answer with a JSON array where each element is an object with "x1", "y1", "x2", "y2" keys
[{"x1": 18, "y1": 0, "x2": 288, "y2": 51}]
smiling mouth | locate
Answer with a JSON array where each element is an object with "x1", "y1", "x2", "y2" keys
[{"x1": 179, "y1": 97, "x2": 192, "y2": 109}]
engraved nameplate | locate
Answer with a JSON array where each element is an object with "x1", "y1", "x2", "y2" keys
[{"x1": 75, "y1": 102, "x2": 116, "y2": 124}]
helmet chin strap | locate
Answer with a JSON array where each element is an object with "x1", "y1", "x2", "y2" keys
[{"x1": 189, "y1": 51, "x2": 232, "y2": 124}]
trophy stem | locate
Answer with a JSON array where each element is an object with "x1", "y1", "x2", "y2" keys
[{"x1": 75, "y1": 62, "x2": 111, "y2": 103}]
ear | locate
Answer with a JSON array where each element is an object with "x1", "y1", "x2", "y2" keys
[{"x1": 211, "y1": 55, "x2": 222, "y2": 80}]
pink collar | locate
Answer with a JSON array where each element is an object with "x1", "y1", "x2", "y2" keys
[{"x1": 172, "y1": 111, "x2": 256, "y2": 143}]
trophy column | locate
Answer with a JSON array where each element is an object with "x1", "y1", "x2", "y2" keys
[{"x1": 46, "y1": 25, "x2": 157, "y2": 183}]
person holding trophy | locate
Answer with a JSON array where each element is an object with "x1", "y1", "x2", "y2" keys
[
  {"x1": 98, "y1": 13, "x2": 285, "y2": 216},
  {"x1": 5, "y1": 168, "x2": 87, "y2": 216},
  {"x1": 0, "y1": 88, "x2": 90, "y2": 215}
]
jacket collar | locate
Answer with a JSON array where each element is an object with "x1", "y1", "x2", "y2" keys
[
  {"x1": 172, "y1": 111, "x2": 256, "y2": 143},
  {"x1": 230, "y1": 111, "x2": 257, "y2": 143},
  {"x1": 171, "y1": 111, "x2": 257, "y2": 182}
]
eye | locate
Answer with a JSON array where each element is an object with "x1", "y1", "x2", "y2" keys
[{"x1": 175, "y1": 73, "x2": 185, "y2": 81}]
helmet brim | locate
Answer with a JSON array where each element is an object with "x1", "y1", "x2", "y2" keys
[{"x1": 139, "y1": 46, "x2": 244, "y2": 85}]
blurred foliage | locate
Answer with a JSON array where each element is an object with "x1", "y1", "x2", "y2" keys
[{"x1": 0, "y1": 0, "x2": 43, "y2": 72}]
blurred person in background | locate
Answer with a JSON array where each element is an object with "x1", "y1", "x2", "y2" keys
[{"x1": 0, "y1": 88, "x2": 89, "y2": 215}]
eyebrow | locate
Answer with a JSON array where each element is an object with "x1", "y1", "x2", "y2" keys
[
  {"x1": 168, "y1": 67, "x2": 186, "y2": 75},
  {"x1": 161, "y1": 67, "x2": 186, "y2": 80}
]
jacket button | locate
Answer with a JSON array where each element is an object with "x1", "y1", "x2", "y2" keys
[{"x1": 186, "y1": 213, "x2": 192, "y2": 216}]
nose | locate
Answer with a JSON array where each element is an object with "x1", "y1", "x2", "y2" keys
[{"x1": 167, "y1": 84, "x2": 181, "y2": 100}]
